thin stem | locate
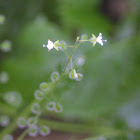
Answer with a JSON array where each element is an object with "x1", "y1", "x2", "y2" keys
[
  {"x1": 17, "y1": 128, "x2": 29, "y2": 140},
  {"x1": 64, "y1": 49, "x2": 69, "y2": 59},
  {"x1": 66, "y1": 45, "x2": 74, "y2": 47},
  {"x1": 70, "y1": 58, "x2": 73, "y2": 68},
  {"x1": 63, "y1": 42, "x2": 80, "y2": 74},
  {"x1": 78, "y1": 39, "x2": 91, "y2": 42}
]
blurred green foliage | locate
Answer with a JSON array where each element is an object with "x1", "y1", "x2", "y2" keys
[{"x1": 0, "y1": 0, "x2": 140, "y2": 139}]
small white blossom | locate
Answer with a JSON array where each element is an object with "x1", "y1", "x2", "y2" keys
[
  {"x1": 43, "y1": 39, "x2": 54, "y2": 51},
  {"x1": 51, "y1": 71, "x2": 60, "y2": 81},
  {"x1": 96, "y1": 33, "x2": 107, "y2": 46}
]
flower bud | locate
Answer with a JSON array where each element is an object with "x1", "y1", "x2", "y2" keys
[
  {"x1": 46, "y1": 102, "x2": 55, "y2": 111},
  {"x1": 27, "y1": 117, "x2": 37, "y2": 127},
  {"x1": 34, "y1": 90, "x2": 44, "y2": 100},
  {"x1": 54, "y1": 103, "x2": 63, "y2": 113},
  {"x1": 76, "y1": 73, "x2": 83, "y2": 81},
  {"x1": 17, "y1": 117, "x2": 27, "y2": 129},
  {"x1": 80, "y1": 34, "x2": 87, "y2": 42},
  {"x1": 40, "y1": 82, "x2": 49, "y2": 91},
  {"x1": 31, "y1": 103, "x2": 40, "y2": 114},
  {"x1": 28, "y1": 126, "x2": 38, "y2": 137},
  {"x1": 39, "y1": 126, "x2": 51, "y2": 136},
  {"x1": 69, "y1": 69, "x2": 78, "y2": 79},
  {"x1": 51, "y1": 72, "x2": 60, "y2": 81}
]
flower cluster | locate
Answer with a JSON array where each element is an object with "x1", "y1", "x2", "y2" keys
[{"x1": 43, "y1": 33, "x2": 107, "y2": 51}]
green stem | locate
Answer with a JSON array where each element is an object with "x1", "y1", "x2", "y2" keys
[
  {"x1": 17, "y1": 128, "x2": 29, "y2": 140},
  {"x1": 70, "y1": 58, "x2": 73, "y2": 68},
  {"x1": 78, "y1": 39, "x2": 91, "y2": 41},
  {"x1": 66, "y1": 45, "x2": 74, "y2": 48},
  {"x1": 64, "y1": 49, "x2": 69, "y2": 59},
  {"x1": 63, "y1": 42, "x2": 80, "y2": 74}
]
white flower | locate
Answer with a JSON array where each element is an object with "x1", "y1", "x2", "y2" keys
[
  {"x1": 43, "y1": 39, "x2": 54, "y2": 51},
  {"x1": 96, "y1": 33, "x2": 107, "y2": 46}
]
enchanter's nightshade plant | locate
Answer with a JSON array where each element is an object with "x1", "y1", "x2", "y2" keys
[{"x1": 1, "y1": 33, "x2": 107, "y2": 140}]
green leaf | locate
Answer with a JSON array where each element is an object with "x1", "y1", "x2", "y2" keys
[{"x1": 77, "y1": 36, "x2": 80, "y2": 40}]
